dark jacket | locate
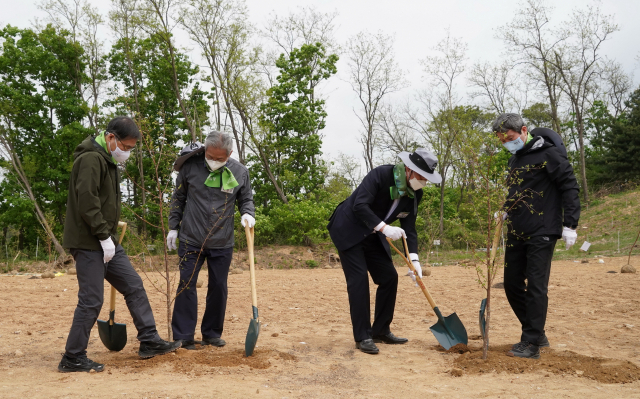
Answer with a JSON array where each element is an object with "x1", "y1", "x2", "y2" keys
[
  {"x1": 63, "y1": 136, "x2": 121, "y2": 250},
  {"x1": 327, "y1": 165, "x2": 423, "y2": 257},
  {"x1": 505, "y1": 134, "x2": 580, "y2": 238},
  {"x1": 168, "y1": 153, "x2": 255, "y2": 249}
]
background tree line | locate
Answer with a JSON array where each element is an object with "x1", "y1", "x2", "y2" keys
[{"x1": 0, "y1": 0, "x2": 638, "y2": 262}]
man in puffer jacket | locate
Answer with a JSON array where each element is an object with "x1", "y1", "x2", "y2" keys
[
  {"x1": 493, "y1": 113, "x2": 580, "y2": 359},
  {"x1": 167, "y1": 131, "x2": 255, "y2": 349}
]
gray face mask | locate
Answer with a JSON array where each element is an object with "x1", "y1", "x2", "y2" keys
[{"x1": 503, "y1": 137, "x2": 525, "y2": 154}]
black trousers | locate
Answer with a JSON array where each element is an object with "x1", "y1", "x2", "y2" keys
[
  {"x1": 171, "y1": 241, "x2": 233, "y2": 341},
  {"x1": 504, "y1": 235, "x2": 557, "y2": 344},
  {"x1": 337, "y1": 234, "x2": 399, "y2": 342},
  {"x1": 65, "y1": 245, "x2": 160, "y2": 358}
]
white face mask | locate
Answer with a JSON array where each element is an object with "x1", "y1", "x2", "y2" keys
[
  {"x1": 108, "y1": 134, "x2": 131, "y2": 163},
  {"x1": 206, "y1": 159, "x2": 226, "y2": 172},
  {"x1": 409, "y1": 177, "x2": 427, "y2": 190}
]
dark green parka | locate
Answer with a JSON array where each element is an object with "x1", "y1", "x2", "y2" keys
[{"x1": 63, "y1": 136, "x2": 121, "y2": 250}]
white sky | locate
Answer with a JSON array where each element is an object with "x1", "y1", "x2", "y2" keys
[{"x1": 1, "y1": 0, "x2": 639, "y2": 166}]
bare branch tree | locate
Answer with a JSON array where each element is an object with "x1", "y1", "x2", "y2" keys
[
  {"x1": 346, "y1": 31, "x2": 406, "y2": 172},
  {"x1": 468, "y1": 61, "x2": 529, "y2": 114},
  {"x1": 498, "y1": 0, "x2": 566, "y2": 133},
  {"x1": 411, "y1": 31, "x2": 467, "y2": 235},
  {"x1": 550, "y1": 3, "x2": 619, "y2": 203}
]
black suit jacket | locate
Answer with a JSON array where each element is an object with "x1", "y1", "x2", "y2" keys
[{"x1": 327, "y1": 165, "x2": 423, "y2": 257}]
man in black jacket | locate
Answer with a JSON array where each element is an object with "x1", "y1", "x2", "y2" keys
[
  {"x1": 328, "y1": 149, "x2": 441, "y2": 354},
  {"x1": 493, "y1": 113, "x2": 580, "y2": 359}
]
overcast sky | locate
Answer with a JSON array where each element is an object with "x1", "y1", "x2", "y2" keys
[{"x1": 1, "y1": 0, "x2": 639, "y2": 165}]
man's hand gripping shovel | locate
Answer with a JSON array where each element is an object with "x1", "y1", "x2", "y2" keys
[{"x1": 97, "y1": 221, "x2": 128, "y2": 351}]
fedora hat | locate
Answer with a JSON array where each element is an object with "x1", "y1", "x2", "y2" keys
[{"x1": 398, "y1": 148, "x2": 442, "y2": 184}]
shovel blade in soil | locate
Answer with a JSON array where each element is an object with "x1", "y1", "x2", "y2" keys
[
  {"x1": 244, "y1": 317, "x2": 260, "y2": 357},
  {"x1": 430, "y1": 307, "x2": 468, "y2": 350},
  {"x1": 479, "y1": 298, "x2": 487, "y2": 340},
  {"x1": 97, "y1": 312, "x2": 127, "y2": 352}
]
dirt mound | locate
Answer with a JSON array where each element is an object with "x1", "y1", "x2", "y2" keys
[
  {"x1": 445, "y1": 343, "x2": 470, "y2": 354},
  {"x1": 106, "y1": 347, "x2": 296, "y2": 374},
  {"x1": 452, "y1": 344, "x2": 640, "y2": 384}
]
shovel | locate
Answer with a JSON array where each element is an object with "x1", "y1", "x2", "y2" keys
[
  {"x1": 244, "y1": 224, "x2": 260, "y2": 357},
  {"x1": 480, "y1": 215, "x2": 505, "y2": 339},
  {"x1": 387, "y1": 237, "x2": 468, "y2": 350},
  {"x1": 97, "y1": 221, "x2": 128, "y2": 351}
]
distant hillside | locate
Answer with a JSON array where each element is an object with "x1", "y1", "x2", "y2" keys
[{"x1": 554, "y1": 188, "x2": 640, "y2": 260}]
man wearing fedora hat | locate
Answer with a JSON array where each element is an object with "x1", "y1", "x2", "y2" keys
[{"x1": 327, "y1": 148, "x2": 441, "y2": 354}]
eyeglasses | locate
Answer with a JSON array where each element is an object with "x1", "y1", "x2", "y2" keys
[{"x1": 109, "y1": 133, "x2": 136, "y2": 151}]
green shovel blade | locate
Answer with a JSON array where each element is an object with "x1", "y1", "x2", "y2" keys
[
  {"x1": 430, "y1": 307, "x2": 468, "y2": 350},
  {"x1": 97, "y1": 311, "x2": 127, "y2": 352},
  {"x1": 244, "y1": 306, "x2": 260, "y2": 357}
]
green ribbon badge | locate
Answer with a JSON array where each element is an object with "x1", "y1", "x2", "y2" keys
[
  {"x1": 204, "y1": 166, "x2": 239, "y2": 191},
  {"x1": 390, "y1": 161, "x2": 415, "y2": 200}
]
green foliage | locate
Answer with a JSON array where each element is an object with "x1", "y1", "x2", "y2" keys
[
  {"x1": 0, "y1": 25, "x2": 92, "y2": 251},
  {"x1": 250, "y1": 43, "x2": 339, "y2": 204},
  {"x1": 522, "y1": 102, "x2": 555, "y2": 129},
  {"x1": 305, "y1": 260, "x2": 319, "y2": 268},
  {"x1": 106, "y1": 34, "x2": 208, "y2": 239},
  {"x1": 599, "y1": 87, "x2": 640, "y2": 183}
]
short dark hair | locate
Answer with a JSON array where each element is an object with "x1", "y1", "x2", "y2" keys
[
  {"x1": 106, "y1": 116, "x2": 140, "y2": 140},
  {"x1": 492, "y1": 113, "x2": 525, "y2": 134}
]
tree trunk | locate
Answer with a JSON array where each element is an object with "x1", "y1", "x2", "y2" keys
[
  {"x1": 439, "y1": 175, "x2": 446, "y2": 236},
  {"x1": 576, "y1": 114, "x2": 589, "y2": 204},
  {"x1": 482, "y1": 287, "x2": 491, "y2": 360}
]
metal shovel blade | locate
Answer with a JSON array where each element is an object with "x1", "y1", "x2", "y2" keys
[
  {"x1": 97, "y1": 311, "x2": 127, "y2": 352},
  {"x1": 430, "y1": 307, "x2": 468, "y2": 350},
  {"x1": 244, "y1": 306, "x2": 260, "y2": 357},
  {"x1": 479, "y1": 298, "x2": 487, "y2": 339}
]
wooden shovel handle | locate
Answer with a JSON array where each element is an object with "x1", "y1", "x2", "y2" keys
[
  {"x1": 387, "y1": 237, "x2": 438, "y2": 310},
  {"x1": 109, "y1": 222, "x2": 128, "y2": 324},
  {"x1": 245, "y1": 225, "x2": 258, "y2": 313}
]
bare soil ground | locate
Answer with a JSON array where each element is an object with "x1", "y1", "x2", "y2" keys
[{"x1": 1, "y1": 254, "x2": 640, "y2": 398}]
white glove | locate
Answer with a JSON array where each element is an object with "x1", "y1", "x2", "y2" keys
[
  {"x1": 407, "y1": 253, "x2": 422, "y2": 284},
  {"x1": 167, "y1": 229, "x2": 178, "y2": 251},
  {"x1": 100, "y1": 238, "x2": 116, "y2": 263},
  {"x1": 494, "y1": 211, "x2": 508, "y2": 221},
  {"x1": 381, "y1": 225, "x2": 406, "y2": 240},
  {"x1": 562, "y1": 226, "x2": 577, "y2": 250},
  {"x1": 241, "y1": 214, "x2": 256, "y2": 228}
]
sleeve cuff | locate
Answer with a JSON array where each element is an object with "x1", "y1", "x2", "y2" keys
[
  {"x1": 409, "y1": 253, "x2": 419, "y2": 262},
  {"x1": 374, "y1": 221, "x2": 386, "y2": 231}
]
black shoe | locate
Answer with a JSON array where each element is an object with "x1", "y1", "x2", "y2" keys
[
  {"x1": 202, "y1": 337, "x2": 226, "y2": 347},
  {"x1": 58, "y1": 355, "x2": 105, "y2": 373},
  {"x1": 175, "y1": 339, "x2": 199, "y2": 350},
  {"x1": 512, "y1": 334, "x2": 549, "y2": 349},
  {"x1": 507, "y1": 341, "x2": 540, "y2": 359},
  {"x1": 372, "y1": 332, "x2": 408, "y2": 345},
  {"x1": 537, "y1": 334, "x2": 550, "y2": 348},
  {"x1": 138, "y1": 339, "x2": 182, "y2": 359},
  {"x1": 355, "y1": 339, "x2": 379, "y2": 354}
]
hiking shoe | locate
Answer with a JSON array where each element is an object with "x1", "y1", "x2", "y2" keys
[
  {"x1": 138, "y1": 339, "x2": 182, "y2": 359},
  {"x1": 512, "y1": 334, "x2": 549, "y2": 349},
  {"x1": 58, "y1": 355, "x2": 105, "y2": 373},
  {"x1": 507, "y1": 341, "x2": 540, "y2": 359},
  {"x1": 202, "y1": 337, "x2": 226, "y2": 347},
  {"x1": 537, "y1": 334, "x2": 550, "y2": 348},
  {"x1": 175, "y1": 339, "x2": 199, "y2": 350}
]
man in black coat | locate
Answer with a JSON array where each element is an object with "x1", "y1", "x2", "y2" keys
[
  {"x1": 493, "y1": 113, "x2": 580, "y2": 359},
  {"x1": 328, "y1": 149, "x2": 441, "y2": 354}
]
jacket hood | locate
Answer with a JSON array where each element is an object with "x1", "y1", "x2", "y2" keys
[
  {"x1": 74, "y1": 136, "x2": 114, "y2": 164},
  {"x1": 516, "y1": 135, "x2": 552, "y2": 156}
]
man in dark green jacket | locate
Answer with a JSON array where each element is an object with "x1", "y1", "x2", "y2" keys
[{"x1": 59, "y1": 116, "x2": 180, "y2": 373}]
